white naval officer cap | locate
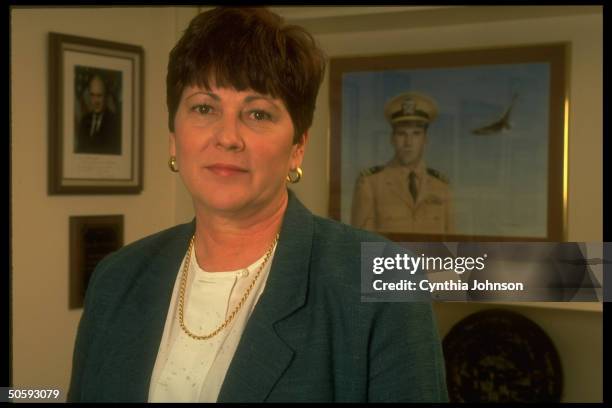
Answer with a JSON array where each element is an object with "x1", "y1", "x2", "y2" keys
[{"x1": 384, "y1": 91, "x2": 439, "y2": 125}]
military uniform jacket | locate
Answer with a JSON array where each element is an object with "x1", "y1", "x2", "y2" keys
[
  {"x1": 67, "y1": 190, "x2": 448, "y2": 402},
  {"x1": 351, "y1": 159, "x2": 454, "y2": 234}
]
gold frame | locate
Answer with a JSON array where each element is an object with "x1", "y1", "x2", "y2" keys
[{"x1": 329, "y1": 43, "x2": 568, "y2": 242}]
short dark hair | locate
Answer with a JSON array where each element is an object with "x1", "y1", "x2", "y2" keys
[{"x1": 166, "y1": 7, "x2": 326, "y2": 143}]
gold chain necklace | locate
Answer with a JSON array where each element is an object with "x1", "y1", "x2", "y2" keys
[{"x1": 177, "y1": 233, "x2": 279, "y2": 340}]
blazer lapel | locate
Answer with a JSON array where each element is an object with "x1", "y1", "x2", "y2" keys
[
  {"x1": 95, "y1": 222, "x2": 195, "y2": 402},
  {"x1": 218, "y1": 189, "x2": 313, "y2": 402}
]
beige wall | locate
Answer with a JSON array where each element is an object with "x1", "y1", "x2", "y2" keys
[
  {"x1": 11, "y1": 5, "x2": 602, "y2": 403},
  {"x1": 10, "y1": 6, "x2": 197, "y2": 400}
]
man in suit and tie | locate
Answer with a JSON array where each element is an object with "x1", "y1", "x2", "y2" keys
[
  {"x1": 351, "y1": 91, "x2": 454, "y2": 235},
  {"x1": 76, "y1": 74, "x2": 122, "y2": 155}
]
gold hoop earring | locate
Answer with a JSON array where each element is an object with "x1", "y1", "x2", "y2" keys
[
  {"x1": 286, "y1": 167, "x2": 303, "y2": 184},
  {"x1": 168, "y1": 156, "x2": 179, "y2": 173}
]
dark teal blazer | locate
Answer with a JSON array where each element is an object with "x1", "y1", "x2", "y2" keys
[{"x1": 68, "y1": 191, "x2": 448, "y2": 402}]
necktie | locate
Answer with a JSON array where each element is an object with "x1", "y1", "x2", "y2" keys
[
  {"x1": 409, "y1": 171, "x2": 418, "y2": 202},
  {"x1": 90, "y1": 114, "x2": 99, "y2": 137}
]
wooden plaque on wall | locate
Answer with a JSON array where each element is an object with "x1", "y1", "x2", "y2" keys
[{"x1": 69, "y1": 215, "x2": 124, "y2": 309}]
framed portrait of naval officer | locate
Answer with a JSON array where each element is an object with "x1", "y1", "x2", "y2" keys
[
  {"x1": 329, "y1": 43, "x2": 567, "y2": 242},
  {"x1": 48, "y1": 33, "x2": 144, "y2": 194}
]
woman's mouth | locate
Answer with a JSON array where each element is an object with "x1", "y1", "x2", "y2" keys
[{"x1": 205, "y1": 163, "x2": 249, "y2": 176}]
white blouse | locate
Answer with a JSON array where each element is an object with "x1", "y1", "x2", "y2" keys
[{"x1": 148, "y1": 243, "x2": 277, "y2": 402}]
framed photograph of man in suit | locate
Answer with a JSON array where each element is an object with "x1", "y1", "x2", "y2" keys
[
  {"x1": 48, "y1": 33, "x2": 144, "y2": 194},
  {"x1": 74, "y1": 67, "x2": 123, "y2": 156},
  {"x1": 329, "y1": 44, "x2": 567, "y2": 242}
]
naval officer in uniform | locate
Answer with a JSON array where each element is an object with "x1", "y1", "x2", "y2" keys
[{"x1": 351, "y1": 91, "x2": 454, "y2": 234}]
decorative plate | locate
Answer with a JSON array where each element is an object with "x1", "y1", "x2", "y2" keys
[{"x1": 443, "y1": 308, "x2": 562, "y2": 402}]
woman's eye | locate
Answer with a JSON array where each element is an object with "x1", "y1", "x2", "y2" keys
[
  {"x1": 248, "y1": 110, "x2": 272, "y2": 121},
  {"x1": 192, "y1": 104, "x2": 213, "y2": 115}
]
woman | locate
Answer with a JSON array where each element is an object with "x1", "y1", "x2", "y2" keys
[{"x1": 68, "y1": 7, "x2": 448, "y2": 402}]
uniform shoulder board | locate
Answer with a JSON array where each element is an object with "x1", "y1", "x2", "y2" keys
[
  {"x1": 360, "y1": 165, "x2": 384, "y2": 177},
  {"x1": 427, "y1": 168, "x2": 449, "y2": 184}
]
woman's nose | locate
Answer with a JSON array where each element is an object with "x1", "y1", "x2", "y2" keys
[{"x1": 215, "y1": 115, "x2": 245, "y2": 151}]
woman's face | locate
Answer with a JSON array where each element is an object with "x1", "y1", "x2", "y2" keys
[{"x1": 170, "y1": 85, "x2": 306, "y2": 216}]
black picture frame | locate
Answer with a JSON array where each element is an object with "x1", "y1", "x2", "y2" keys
[{"x1": 49, "y1": 33, "x2": 144, "y2": 194}]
